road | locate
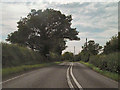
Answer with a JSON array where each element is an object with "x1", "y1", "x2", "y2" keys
[{"x1": 2, "y1": 62, "x2": 119, "y2": 89}]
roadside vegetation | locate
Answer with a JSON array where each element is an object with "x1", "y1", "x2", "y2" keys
[
  {"x1": 3, "y1": 61, "x2": 61, "y2": 78},
  {"x1": 79, "y1": 34, "x2": 119, "y2": 76},
  {"x1": 79, "y1": 61, "x2": 118, "y2": 81},
  {"x1": 2, "y1": 42, "x2": 62, "y2": 78},
  {"x1": 2, "y1": 42, "x2": 62, "y2": 68},
  {"x1": 2, "y1": 43, "x2": 44, "y2": 68},
  {"x1": 62, "y1": 33, "x2": 120, "y2": 81},
  {"x1": 89, "y1": 52, "x2": 119, "y2": 73}
]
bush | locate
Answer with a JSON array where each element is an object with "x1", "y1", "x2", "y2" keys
[
  {"x1": 49, "y1": 52, "x2": 61, "y2": 61},
  {"x1": 74, "y1": 54, "x2": 81, "y2": 61},
  {"x1": 62, "y1": 52, "x2": 73, "y2": 61},
  {"x1": 2, "y1": 43, "x2": 44, "y2": 68},
  {"x1": 89, "y1": 52, "x2": 119, "y2": 73},
  {"x1": 80, "y1": 52, "x2": 91, "y2": 62}
]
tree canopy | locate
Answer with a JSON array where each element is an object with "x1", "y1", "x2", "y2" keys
[
  {"x1": 103, "y1": 34, "x2": 119, "y2": 54},
  {"x1": 6, "y1": 9, "x2": 80, "y2": 56},
  {"x1": 82, "y1": 40, "x2": 102, "y2": 55},
  {"x1": 62, "y1": 52, "x2": 74, "y2": 61},
  {"x1": 80, "y1": 40, "x2": 102, "y2": 62}
]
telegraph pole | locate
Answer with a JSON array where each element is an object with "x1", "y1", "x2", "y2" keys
[
  {"x1": 86, "y1": 38, "x2": 87, "y2": 49},
  {"x1": 86, "y1": 38, "x2": 90, "y2": 62},
  {"x1": 74, "y1": 46, "x2": 75, "y2": 62},
  {"x1": 74, "y1": 46, "x2": 75, "y2": 55}
]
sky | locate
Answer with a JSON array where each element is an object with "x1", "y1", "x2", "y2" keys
[{"x1": 0, "y1": 0, "x2": 119, "y2": 54}]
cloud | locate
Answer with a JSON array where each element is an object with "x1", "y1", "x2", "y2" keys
[
  {"x1": 1, "y1": 2, "x2": 118, "y2": 54},
  {"x1": 1, "y1": 0, "x2": 119, "y2": 3}
]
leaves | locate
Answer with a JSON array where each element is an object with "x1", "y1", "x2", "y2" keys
[
  {"x1": 6, "y1": 9, "x2": 80, "y2": 56},
  {"x1": 82, "y1": 40, "x2": 102, "y2": 55},
  {"x1": 103, "y1": 34, "x2": 118, "y2": 54}
]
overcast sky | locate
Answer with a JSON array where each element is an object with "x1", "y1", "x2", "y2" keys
[{"x1": 0, "y1": 0, "x2": 118, "y2": 54}]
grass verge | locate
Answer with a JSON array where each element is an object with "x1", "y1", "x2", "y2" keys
[
  {"x1": 79, "y1": 61, "x2": 119, "y2": 81},
  {"x1": 2, "y1": 61, "x2": 62, "y2": 79}
]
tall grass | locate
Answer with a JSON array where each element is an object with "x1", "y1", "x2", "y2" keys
[
  {"x1": 1, "y1": 42, "x2": 63, "y2": 78},
  {"x1": 80, "y1": 52, "x2": 119, "y2": 81},
  {"x1": 3, "y1": 62, "x2": 61, "y2": 78},
  {"x1": 89, "y1": 52, "x2": 119, "y2": 73},
  {"x1": 2, "y1": 43, "x2": 44, "y2": 68},
  {"x1": 80, "y1": 61, "x2": 119, "y2": 81}
]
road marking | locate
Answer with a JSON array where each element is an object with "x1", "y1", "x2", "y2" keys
[
  {"x1": 70, "y1": 63, "x2": 83, "y2": 90},
  {"x1": 0, "y1": 73, "x2": 27, "y2": 84},
  {"x1": 67, "y1": 64, "x2": 74, "y2": 88}
]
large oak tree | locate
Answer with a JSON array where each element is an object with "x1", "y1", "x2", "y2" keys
[{"x1": 6, "y1": 9, "x2": 80, "y2": 56}]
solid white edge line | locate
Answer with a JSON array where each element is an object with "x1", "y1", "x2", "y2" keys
[
  {"x1": 67, "y1": 63, "x2": 74, "y2": 88},
  {"x1": 0, "y1": 73, "x2": 27, "y2": 85},
  {"x1": 70, "y1": 63, "x2": 83, "y2": 90}
]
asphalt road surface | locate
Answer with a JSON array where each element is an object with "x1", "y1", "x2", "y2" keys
[{"x1": 1, "y1": 62, "x2": 119, "y2": 89}]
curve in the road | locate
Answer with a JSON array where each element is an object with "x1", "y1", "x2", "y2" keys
[
  {"x1": 67, "y1": 64, "x2": 74, "y2": 88},
  {"x1": 67, "y1": 62, "x2": 83, "y2": 90}
]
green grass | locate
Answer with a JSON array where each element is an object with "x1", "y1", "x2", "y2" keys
[
  {"x1": 2, "y1": 61, "x2": 62, "y2": 78},
  {"x1": 79, "y1": 61, "x2": 119, "y2": 81}
]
